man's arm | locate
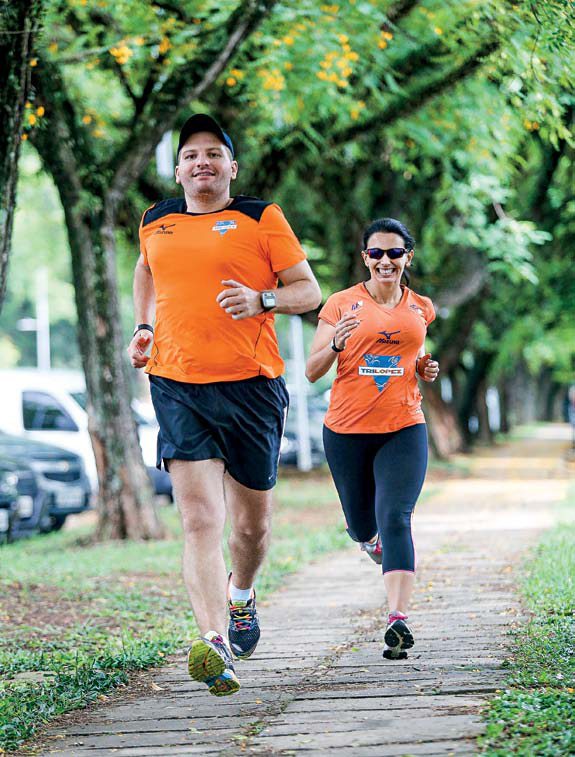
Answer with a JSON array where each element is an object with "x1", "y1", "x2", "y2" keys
[
  {"x1": 216, "y1": 261, "x2": 321, "y2": 320},
  {"x1": 127, "y1": 255, "x2": 156, "y2": 368}
]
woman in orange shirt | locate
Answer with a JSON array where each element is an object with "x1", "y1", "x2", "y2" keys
[{"x1": 306, "y1": 217, "x2": 439, "y2": 660}]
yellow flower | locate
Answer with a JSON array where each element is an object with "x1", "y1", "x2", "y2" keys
[
  {"x1": 434, "y1": 27, "x2": 443, "y2": 35},
  {"x1": 524, "y1": 119, "x2": 532, "y2": 130},
  {"x1": 532, "y1": 121, "x2": 540, "y2": 130},
  {"x1": 28, "y1": 114, "x2": 36, "y2": 126},
  {"x1": 345, "y1": 51, "x2": 359, "y2": 61},
  {"x1": 317, "y1": 70, "x2": 328, "y2": 80},
  {"x1": 343, "y1": 66, "x2": 352, "y2": 77},
  {"x1": 158, "y1": 36, "x2": 171, "y2": 55},
  {"x1": 378, "y1": 40, "x2": 387, "y2": 49},
  {"x1": 93, "y1": 128, "x2": 105, "y2": 137},
  {"x1": 134, "y1": 36, "x2": 145, "y2": 46},
  {"x1": 21, "y1": 133, "x2": 28, "y2": 141},
  {"x1": 230, "y1": 68, "x2": 245, "y2": 79},
  {"x1": 48, "y1": 42, "x2": 58, "y2": 53},
  {"x1": 338, "y1": 34, "x2": 348, "y2": 43},
  {"x1": 36, "y1": 106, "x2": 45, "y2": 117},
  {"x1": 25, "y1": 101, "x2": 32, "y2": 108},
  {"x1": 82, "y1": 114, "x2": 92, "y2": 124},
  {"x1": 29, "y1": 58, "x2": 38, "y2": 67},
  {"x1": 382, "y1": 31, "x2": 393, "y2": 40},
  {"x1": 226, "y1": 76, "x2": 237, "y2": 87},
  {"x1": 337, "y1": 79, "x2": 348, "y2": 87},
  {"x1": 350, "y1": 108, "x2": 360, "y2": 120},
  {"x1": 283, "y1": 35, "x2": 294, "y2": 45},
  {"x1": 284, "y1": 61, "x2": 293, "y2": 71}
]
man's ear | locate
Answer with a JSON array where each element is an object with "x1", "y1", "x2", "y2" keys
[
  {"x1": 175, "y1": 165, "x2": 181, "y2": 185},
  {"x1": 230, "y1": 160, "x2": 239, "y2": 181}
]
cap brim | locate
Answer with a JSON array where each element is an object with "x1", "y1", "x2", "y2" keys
[{"x1": 177, "y1": 114, "x2": 233, "y2": 158}]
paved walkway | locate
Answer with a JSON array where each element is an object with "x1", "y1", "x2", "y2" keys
[{"x1": 35, "y1": 426, "x2": 572, "y2": 756}]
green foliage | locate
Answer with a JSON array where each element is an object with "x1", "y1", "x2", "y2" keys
[{"x1": 480, "y1": 497, "x2": 575, "y2": 756}]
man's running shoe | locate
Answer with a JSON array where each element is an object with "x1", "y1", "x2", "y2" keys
[
  {"x1": 187, "y1": 632, "x2": 240, "y2": 696},
  {"x1": 383, "y1": 612, "x2": 414, "y2": 660},
  {"x1": 360, "y1": 536, "x2": 382, "y2": 565},
  {"x1": 228, "y1": 590, "x2": 261, "y2": 660}
]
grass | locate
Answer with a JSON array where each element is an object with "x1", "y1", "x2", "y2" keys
[
  {"x1": 480, "y1": 492, "x2": 575, "y2": 756},
  {"x1": 0, "y1": 473, "x2": 348, "y2": 752}
]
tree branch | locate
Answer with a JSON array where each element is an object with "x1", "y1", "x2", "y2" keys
[{"x1": 106, "y1": 0, "x2": 277, "y2": 212}]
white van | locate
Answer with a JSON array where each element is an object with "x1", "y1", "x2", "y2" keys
[{"x1": 0, "y1": 369, "x2": 162, "y2": 493}]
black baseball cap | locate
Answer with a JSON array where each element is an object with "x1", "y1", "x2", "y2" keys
[{"x1": 176, "y1": 113, "x2": 235, "y2": 160}]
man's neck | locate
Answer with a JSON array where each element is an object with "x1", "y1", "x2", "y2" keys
[{"x1": 184, "y1": 192, "x2": 233, "y2": 214}]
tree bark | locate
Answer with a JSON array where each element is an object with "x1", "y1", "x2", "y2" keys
[
  {"x1": 420, "y1": 382, "x2": 464, "y2": 458},
  {"x1": 0, "y1": 0, "x2": 43, "y2": 312}
]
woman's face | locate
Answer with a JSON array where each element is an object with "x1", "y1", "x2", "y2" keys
[{"x1": 362, "y1": 231, "x2": 414, "y2": 286}]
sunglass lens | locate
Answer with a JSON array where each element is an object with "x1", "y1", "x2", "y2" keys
[{"x1": 366, "y1": 248, "x2": 406, "y2": 260}]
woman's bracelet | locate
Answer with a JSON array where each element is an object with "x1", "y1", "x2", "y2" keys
[{"x1": 331, "y1": 337, "x2": 344, "y2": 353}]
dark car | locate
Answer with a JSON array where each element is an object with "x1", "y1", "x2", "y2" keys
[
  {"x1": 0, "y1": 432, "x2": 91, "y2": 533},
  {"x1": 0, "y1": 461, "x2": 20, "y2": 543}
]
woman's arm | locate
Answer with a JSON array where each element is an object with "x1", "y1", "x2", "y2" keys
[
  {"x1": 305, "y1": 312, "x2": 360, "y2": 383},
  {"x1": 416, "y1": 346, "x2": 440, "y2": 383}
]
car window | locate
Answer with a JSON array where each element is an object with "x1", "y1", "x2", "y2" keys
[
  {"x1": 22, "y1": 391, "x2": 79, "y2": 432},
  {"x1": 70, "y1": 391, "x2": 87, "y2": 410}
]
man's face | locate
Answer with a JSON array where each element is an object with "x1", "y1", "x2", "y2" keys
[{"x1": 175, "y1": 131, "x2": 238, "y2": 199}]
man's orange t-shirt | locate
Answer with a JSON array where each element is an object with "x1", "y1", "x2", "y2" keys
[
  {"x1": 319, "y1": 283, "x2": 435, "y2": 434},
  {"x1": 138, "y1": 196, "x2": 306, "y2": 383}
]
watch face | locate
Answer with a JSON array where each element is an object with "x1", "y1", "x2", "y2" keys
[{"x1": 262, "y1": 292, "x2": 276, "y2": 308}]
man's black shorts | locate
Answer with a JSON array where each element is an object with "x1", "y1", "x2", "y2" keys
[{"x1": 149, "y1": 374, "x2": 289, "y2": 491}]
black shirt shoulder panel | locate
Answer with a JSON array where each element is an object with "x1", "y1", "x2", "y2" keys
[
  {"x1": 229, "y1": 195, "x2": 272, "y2": 222},
  {"x1": 142, "y1": 198, "x2": 187, "y2": 226}
]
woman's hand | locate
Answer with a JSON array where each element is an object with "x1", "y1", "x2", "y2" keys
[
  {"x1": 416, "y1": 353, "x2": 440, "y2": 382},
  {"x1": 333, "y1": 311, "x2": 361, "y2": 351}
]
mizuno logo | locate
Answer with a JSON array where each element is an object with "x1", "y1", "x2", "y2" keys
[
  {"x1": 377, "y1": 329, "x2": 401, "y2": 345},
  {"x1": 153, "y1": 223, "x2": 175, "y2": 235}
]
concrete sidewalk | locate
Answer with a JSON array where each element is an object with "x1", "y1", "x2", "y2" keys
[{"x1": 34, "y1": 427, "x2": 572, "y2": 756}]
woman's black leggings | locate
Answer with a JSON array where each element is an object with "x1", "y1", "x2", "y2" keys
[{"x1": 323, "y1": 423, "x2": 428, "y2": 574}]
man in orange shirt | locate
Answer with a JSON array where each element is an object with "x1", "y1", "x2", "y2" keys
[{"x1": 127, "y1": 114, "x2": 321, "y2": 696}]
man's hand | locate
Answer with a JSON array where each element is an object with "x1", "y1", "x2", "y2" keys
[
  {"x1": 128, "y1": 330, "x2": 153, "y2": 368},
  {"x1": 416, "y1": 353, "x2": 440, "y2": 382},
  {"x1": 216, "y1": 279, "x2": 264, "y2": 320}
]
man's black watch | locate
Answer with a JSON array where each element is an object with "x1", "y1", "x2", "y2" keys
[
  {"x1": 133, "y1": 323, "x2": 154, "y2": 338},
  {"x1": 261, "y1": 291, "x2": 277, "y2": 311}
]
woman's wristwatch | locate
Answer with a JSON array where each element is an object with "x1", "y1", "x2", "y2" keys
[{"x1": 331, "y1": 337, "x2": 344, "y2": 353}]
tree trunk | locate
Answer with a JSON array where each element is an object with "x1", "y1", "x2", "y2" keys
[
  {"x1": 33, "y1": 87, "x2": 163, "y2": 540},
  {"x1": 498, "y1": 379, "x2": 510, "y2": 434},
  {"x1": 0, "y1": 0, "x2": 42, "y2": 311},
  {"x1": 420, "y1": 382, "x2": 464, "y2": 458},
  {"x1": 475, "y1": 379, "x2": 493, "y2": 444}
]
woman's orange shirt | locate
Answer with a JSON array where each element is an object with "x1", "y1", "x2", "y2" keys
[{"x1": 319, "y1": 283, "x2": 435, "y2": 434}]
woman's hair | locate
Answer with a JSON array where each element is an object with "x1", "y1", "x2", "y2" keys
[
  {"x1": 362, "y1": 218, "x2": 415, "y2": 287},
  {"x1": 362, "y1": 217, "x2": 415, "y2": 251}
]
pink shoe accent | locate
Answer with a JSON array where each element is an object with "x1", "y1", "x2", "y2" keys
[{"x1": 388, "y1": 611, "x2": 408, "y2": 624}]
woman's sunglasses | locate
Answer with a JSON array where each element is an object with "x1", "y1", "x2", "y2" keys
[{"x1": 364, "y1": 247, "x2": 408, "y2": 260}]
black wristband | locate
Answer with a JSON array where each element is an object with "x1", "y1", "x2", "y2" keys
[
  {"x1": 133, "y1": 323, "x2": 154, "y2": 338},
  {"x1": 331, "y1": 337, "x2": 344, "y2": 353}
]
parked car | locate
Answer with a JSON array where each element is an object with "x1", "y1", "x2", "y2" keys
[
  {"x1": 0, "y1": 432, "x2": 91, "y2": 533},
  {"x1": 0, "y1": 369, "x2": 171, "y2": 498},
  {"x1": 0, "y1": 461, "x2": 19, "y2": 544}
]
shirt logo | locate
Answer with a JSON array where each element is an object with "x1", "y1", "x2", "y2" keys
[
  {"x1": 409, "y1": 304, "x2": 425, "y2": 319},
  {"x1": 377, "y1": 329, "x2": 401, "y2": 345},
  {"x1": 359, "y1": 354, "x2": 404, "y2": 393},
  {"x1": 351, "y1": 300, "x2": 363, "y2": 311},
  {"x1": 153, "y1": 223, "x2": 175, "y2": 235},
  {"x1": 212, "y1": 220, "x2": 238, "y2": 236}
]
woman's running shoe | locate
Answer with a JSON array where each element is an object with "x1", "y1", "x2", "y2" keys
[
  {"x1": 228, "y1": 592, "x2": 261, "y2": 660},
  {"x1": 360, "y1": 537, "x2": 382, "y2": 565},
  {"x1": 187, "y1": 632, "x2": 240, "y2": 696},
  {"x1": 383, "y1": 612, "x2": 414, "y2": 660}
]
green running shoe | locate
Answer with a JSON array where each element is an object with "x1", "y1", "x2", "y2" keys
[{"x1": 187, "y1": 632, "x2": 240, "y2": 696}]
